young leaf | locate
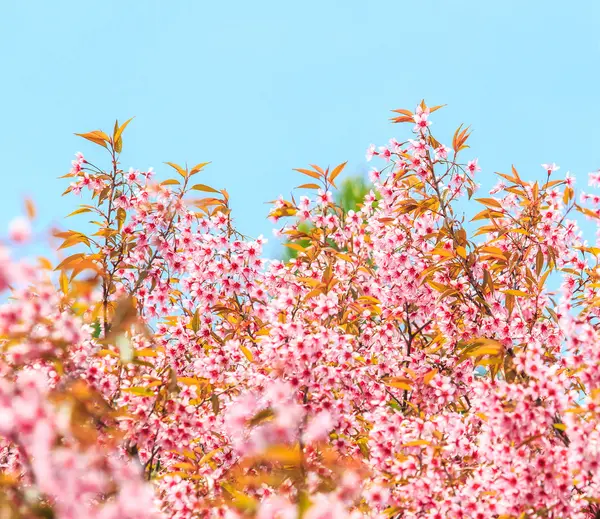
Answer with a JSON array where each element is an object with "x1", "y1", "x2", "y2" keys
[
  {"x1": 294, "y1": 168, "x2": 321, "y2": 180},
  {"x1": 190, "y1": 162, "x2": 211, "y2": 175},
  {"x1": 165, "y1": 162, "x2": 188, "y2": 178},
  {"x1": 75, "y1": 130, "x2": 110, "y2": 148},
  {"x1": 59, "y1": 270, "x2": 69, "y2": 294},
  {"x1": 25, "y1": 198, "x2": 36, "y2": 220},
  {"x1": 191, "y1": 184, "x2": 219, "y2": 193},
  {"x1": 382, "y1": 377, "x2": 412, "y2": 391},
  {"x1": 329, "y1": 161, "x2": 347, "y2": 186},
  {"x1": 113, "y1": 117, "x2": 134, "y2": 146},
  {"x1": 297, "y1": 183, "x2": 321, "y2": 190},
  {"x1": 122, "y1": 387, "x2": 155, "y2": 397}
]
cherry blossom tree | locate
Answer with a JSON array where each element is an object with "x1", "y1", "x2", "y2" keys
[{"x1": 2, "y1": 103, "x2": 600, "y2": 519}]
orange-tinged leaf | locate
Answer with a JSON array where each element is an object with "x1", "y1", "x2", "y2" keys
[
  {"x1": 59, "y1": 271, "x2": 69, "y2": 295},
  {"x1": 113, "y1": 123, "x2": 123, "y2": 153},
  {"x1": 577, "y1": 205, "x2": 600, "y2": 220},
  {"x1": 431, "y1": 247, "x2": 454, "y2": 258},
  {"x1": 113, "y1": 117, "x2": 134, "y2": 145},
  {"x1": 304, "y1": 287, "x2": 324, "y2": 300},
  {"x1": 452, "y1": 125, "x2": 462, "y2": 152},
  {"x1": 284, "y1": 243, "x2": 306, "y2": 252},
  {"x1": 358, "y1": 295, "x2": 381, "y2": 305},
  {"x1": 538, "y1": 269, "x2": 551, "y2": 289},
  {"x1": 67, "y1": 207, "x2": 93, "y2": 217},
  {"x1": 199, "y1": 448, "x2": 221, "y2": 465},
  {"x1": 191, "y1": 184, "x2": 219, "y2": 194},
  {"x1": 190, "y1": 162, "x2": 211, "y2": 175},
  {"x1": 75, "y1": 130, "x2": 109, "y2": 148},
  {"x1": 177, "y1": 449, "x2": 197, "y2": 461},
  {"x1": 161, "y1": 179, "x2": 181, "y2": 186},
  {"x1": 297, "y1": 183, "x2": 321, "y2": 190},
  {"x1": 55, "y1": 253, "x2": 86, "y2": 271},
  {"x1": 270, "y1": 207, "x2": 298, "y2": 218},
  {"x1": 532, "y1": 181, "x2": 539, "y2": 201},
  {"x1": 297, "y1": 277, "x2": 321, "y2": 287},
  {"x1": 191, "y1": 309, "x2": 200, "y2": 333},
  {"x1": 240, "y1": 345, "x2": 254, "y2": 362},
  {"x1": 391, "y1": 108, "x2": 413, "y2": 117},
  {"x1": 38, "y1": 257, "x2": 53, "y2": 270},
  {"x1": 98, "y1": 349, "x2": 119, "y2": 358},
  {"x1": 505, "y1": 293, "x2": 515, "y2": 315},
  {"x1": 502, "y1": 289, "x2": 531, "y2": 298},
  {"x1": 483, "y1": 269, "x2": 495, "y2": 294},
  {"x1": 423, "y1": 369, "x2": 438, "y2": 385},
  {"x1": 135, "y1": 348, "x2": 157, "y2": 358},
  {"x1": 122, "y1": 387, "x2": 155, "y2": 397},
  {"x1": 294, "y1": 168, "x2": 321, "y2": 180},
  {"x1": 452, "y1": 124, "x2": 472, "y2": 153},
  {"x1": 506, "y1": 228, "x2": 529, "y2": 235},
  {"x1": 211, "y1": 393, "x2": 220, "y2": 415},
  {"x1": 511, "y1": 165, "x2": 522, "y2": 182},
  {"x1": 402, "y1": 440, "x2": 431, "y2": 447},
  {"x1": 477, "y1": 356, "x2": 503, "y2": 366},
  {"x1": 58, "y1": 234, "x2": 90, "y2": 250},
  {"x1": 480, "y1": 246, "x2": 507, "y2": 260},
  {"x1": 262, "y1": 444, "x2": 302, "y2": 465},
  {"x1": 336, "y1": 253, "x2": 354, "y2": 263},
  {"x1": 68, "y1": 259, "x2": 104, "y2": 281},
  {"x1": 329, "y1": 161, "x2": 347, "y2": 185},
  {"x1": 468, "y1": 345, "x2": 503, "y2": 357},
  {"x1": 24, "y1": 198, "x2": 36, "y2": 220},
  {"x1": 475, "y1": 197, "x2": 503, "y2": 209},
  {"x1": 462, "y1": 338, "x2": 504, "y2": 359},
  {"x1": 92, "y1": 228, "x2": 117, "y2": 238},
  {"x1": 165, "y1": 162, "x2": 187, "y2": 178},
  {"x1": 535, "y1": 249, "x2": 544, "y2": 276},
  {"x1": 391, "y1": 115, "x2": 414, "y2": 123},
  {"x1": 116, "y1": 207, "x2": 126, "y2": 231},
  {"x1": 177, "y1": 377, "x2": 202, "y2": 386},
  {"x1": 382, "y1": 377, "x2": 412, "y2": 391},
  {"x1": 466, "y1": 337, "x2": 502, "y2": 346}
]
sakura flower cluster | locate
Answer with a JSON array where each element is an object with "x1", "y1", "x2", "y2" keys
[{"x1": 3, "y1": 104, "x2": 600, "y2": 519}]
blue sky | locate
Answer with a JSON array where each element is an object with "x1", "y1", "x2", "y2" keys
[{"x1": 1, "y1": 0, "x2": 600, "y2": 258}]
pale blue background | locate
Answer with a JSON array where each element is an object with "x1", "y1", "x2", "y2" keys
[{"x1": 1, "y1": 0, "x2": 599, "y2": 257}]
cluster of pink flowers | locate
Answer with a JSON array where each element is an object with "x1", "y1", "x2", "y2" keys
[
  {"x1": 3, "y1": 104, "x2": 600, "y2": 518},
  {"x1": 0, "y1": 282, "x2": 160, "y2": 518}
]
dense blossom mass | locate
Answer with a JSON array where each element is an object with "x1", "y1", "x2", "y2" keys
[{"x1": 2, "y1": 104, "x2": 600, "y2": 518}]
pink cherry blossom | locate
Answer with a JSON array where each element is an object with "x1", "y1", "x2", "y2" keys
[
  {"x1": 366, "y1": 144, "x2": 377, "y2": 161},
  {"x1": 542, "y1": 162, "x2": 560, "y2": 174},
  {"x1": 8, "y1": 216, "x2": 31, "y2": 243}
]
